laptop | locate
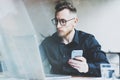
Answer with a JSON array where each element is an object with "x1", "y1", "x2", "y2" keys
[{"x1": 0, "y1": 35, "x2": 71, "y2": 80}]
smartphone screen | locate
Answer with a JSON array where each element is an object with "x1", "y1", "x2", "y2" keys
[{"x1": 71, "y1": 50, "x2": 83, "y2": 59}]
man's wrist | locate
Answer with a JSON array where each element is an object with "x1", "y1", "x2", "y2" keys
[{"x1": 84, "y1": 63, "x2": 89, "y2": 73}]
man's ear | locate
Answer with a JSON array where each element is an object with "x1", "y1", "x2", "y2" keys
[
  {"x1": 73, "y1": 17, "x2": 78, "y2": 27},
  {"x1": 74, "y1": 17, "x2": 78, "y2": 23}
]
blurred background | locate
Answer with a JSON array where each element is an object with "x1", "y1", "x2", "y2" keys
[{"x1": 0, "y1": 0, "x2": 120, "y2": 74}]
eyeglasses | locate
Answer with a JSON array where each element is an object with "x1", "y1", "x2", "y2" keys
[{"x1": 51, "y1": 18, "x2": 75, "y2": 26}]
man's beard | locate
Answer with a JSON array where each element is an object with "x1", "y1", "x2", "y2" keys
[{"x1": 57, "y1": 29, "x2": 73, "y2": 38}]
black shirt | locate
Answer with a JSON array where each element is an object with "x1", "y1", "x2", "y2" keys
[{"x1": 40, "y1": 30, "x2": 109, "y2": 77}]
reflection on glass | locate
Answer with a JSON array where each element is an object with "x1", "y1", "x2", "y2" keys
[{"x1": 0, "y1": 35, "x2": 45, "y2": 80}]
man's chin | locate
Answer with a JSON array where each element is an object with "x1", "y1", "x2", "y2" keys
[
  {"x1": 58, "y1": 34, "x2": 64, "y2": 37},
  {"x1": 57, "y1": 33, "x2": 65, "y2": 37}
]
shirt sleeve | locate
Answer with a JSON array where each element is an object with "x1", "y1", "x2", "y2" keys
[{"x1": 84, "y1": 35, "x2": 109, "y2": 77}]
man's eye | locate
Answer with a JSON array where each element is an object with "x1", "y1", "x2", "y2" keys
[{"x1": 60, "y1": 19, "x2": 66, "y2": 23}]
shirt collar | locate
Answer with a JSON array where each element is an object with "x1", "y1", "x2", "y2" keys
[{"x1": 72, "y1": 29, "x2": 79, "y2": 45}]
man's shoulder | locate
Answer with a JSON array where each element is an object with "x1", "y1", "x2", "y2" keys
[
  {"x1": 41, "y1": 32, "x2": 58, "y2": 45},
  {"x1": 76, "y1": 30, "x2": 100, "y2": 48},
  {"x1": 77, "y1": 30, "x2": 94, "y2": 38}
]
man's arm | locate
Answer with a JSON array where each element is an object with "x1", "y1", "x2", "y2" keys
[
  {"x1": 68, "y1": 35, "x2": 109, "y2": 77},
  {"x1": 84, "y1": 35, "x2": 109, "y2": 77}
]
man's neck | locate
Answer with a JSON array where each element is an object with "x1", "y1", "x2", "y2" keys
[{"x1": 62, "y1": 29, "x2": 75, "y2": 44}]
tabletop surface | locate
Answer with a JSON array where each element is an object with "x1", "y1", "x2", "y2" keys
[
  {"x1": 0, "y1": 77, "x2": 119, "y2": 80},
  {"x1": 0, "y1": 73, "x2": 120, "y2": 80}
]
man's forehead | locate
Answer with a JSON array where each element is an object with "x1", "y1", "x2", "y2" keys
[{"x1": 56, "y1": 9, "x2": 73, "y2": 19}]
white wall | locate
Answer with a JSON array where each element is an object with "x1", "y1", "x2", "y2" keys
[
  {"x1": 23, "y1": 0, "x2": 56, "y2": 43},
  {"x1": 23, "y1": 0, "x2": 120, "y2": 52},
  {"x1": 74, "y1": 0, "x2": 120, "y2": 52},
  {"x1": 0, "y1": 0, "x2": 36, "y2": 36}
]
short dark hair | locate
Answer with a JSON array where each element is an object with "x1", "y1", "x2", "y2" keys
[{"x1": 55, "y1": 0, "x2": 77, "y2": 15}]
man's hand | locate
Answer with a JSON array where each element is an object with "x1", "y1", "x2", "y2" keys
[{"x1": 68, "y1": 57, "x2": 89, "y2": 73}]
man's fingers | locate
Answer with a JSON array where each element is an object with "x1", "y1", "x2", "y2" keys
[
  {"x1": 74, "y1": 57, "x2": 86, "y2": 62},
  {"x1": 69, "y1": 62, "x2": 80, "y2": 68},
  {"x1": 68, "y1": 59, "x2": 83, "y2": 66},
  {"x1": 68, "y1": 59, "x2": 81, "y2": 65},
  {"x1": 68, "y1": 59, "x2": 89, "y2": 73},
  {"x1": 69, "y1": 63, "x2": 84, "y2": 73}
]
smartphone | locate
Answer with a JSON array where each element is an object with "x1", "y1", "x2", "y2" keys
[{"x1": 71, "y1": 50, "x2": 83, "y2": 59}]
